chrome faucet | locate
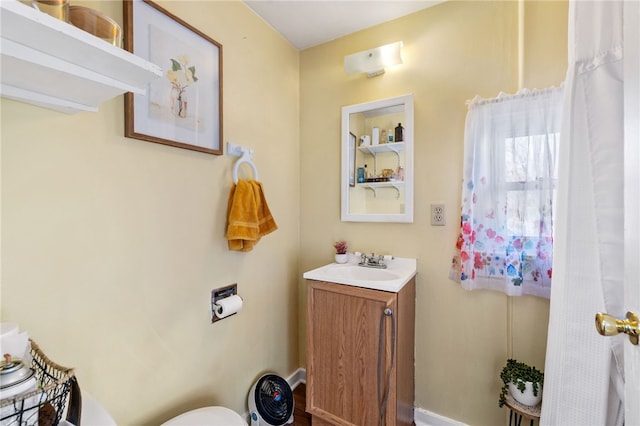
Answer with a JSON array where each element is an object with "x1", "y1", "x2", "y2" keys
[{"x1": 359, "y1": 253, "x2": 387, "y2": 269}]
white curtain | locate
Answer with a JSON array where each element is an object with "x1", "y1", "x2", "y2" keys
[
  {"x1": 541, "y1": 1, "x2": 625, "y2": 425},
  {"x1": 450, "y1": 87, "x2": 564, "y2": 299}
]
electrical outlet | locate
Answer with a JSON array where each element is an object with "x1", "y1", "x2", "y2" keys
[{"x1": 431, "y1": 204, "x2": 446, "y2": 226}]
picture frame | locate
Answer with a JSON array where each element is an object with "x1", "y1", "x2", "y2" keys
[
  {"x1": 349, "y1": 132, "x2": 356, "y2": 187},
  {"x1": 123, "y1": 0, "x2": 223, "y2": 155}
]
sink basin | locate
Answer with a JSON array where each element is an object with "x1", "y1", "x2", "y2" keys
[
  {"x1": 303, "y1": 257, "x2": 416, "y2": 292},
  {"x1": 322, "y1": 266, "x2": 400, "y2": 282}
]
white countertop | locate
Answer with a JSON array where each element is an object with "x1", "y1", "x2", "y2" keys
[{"x1": 303, "y1": 257, "x2": 416, "y2": 292}]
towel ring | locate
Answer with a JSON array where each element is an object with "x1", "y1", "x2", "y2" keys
[{"x1": 232, "y1": 151, "x2": 259, "y2": 184}]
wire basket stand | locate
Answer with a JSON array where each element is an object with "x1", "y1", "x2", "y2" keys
[{"x1": 1, "y1": 339, "x2": 75, "y2": 426}]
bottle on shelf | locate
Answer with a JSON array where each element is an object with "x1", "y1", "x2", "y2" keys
[{"x1": 395, "y1": 123, "x2": 404, "y2": 142}]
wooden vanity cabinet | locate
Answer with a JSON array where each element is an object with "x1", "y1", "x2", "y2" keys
[{"x1": 306, "y1": 277, "x2": 415, "y2": 426}]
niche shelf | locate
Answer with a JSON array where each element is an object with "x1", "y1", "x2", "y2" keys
[
  {"x1": 0, "y1": 0, "x2": 162, "y2": 114},
  {"x1": 359, "y1": 181, "x2": 404, "y2": 198},
  {"x1": 359, "y1": 142, "x2": 404, "y2": 170},
  {"x1": 358, "y1": 142, "x2": 405, "y2": 156}
]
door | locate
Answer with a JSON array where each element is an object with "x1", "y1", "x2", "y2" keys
[
  {"x1": 597, "y1": 2, "x2": 640, "y2": 422},
  {"x1": 623, "y1": 1, "x2": 640, "y2": 423}
]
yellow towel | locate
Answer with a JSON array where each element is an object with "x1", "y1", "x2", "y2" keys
[
  {"x1": 253, "y1": 180, "x2": 278, "y2": 237},
  {"x1": 226, "y1": 179, "x2": 277, "y2": 252}
]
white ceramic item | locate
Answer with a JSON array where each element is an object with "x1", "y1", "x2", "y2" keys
[
  {"x1": 0, "y1": 355, "x2": 40, "y2": 426},
  {"x1": 304, "y1": 257, "x2": 417, "y2": 293},
  {"x1": 161, "y1": 407, "x2": 246, "y2": 426},
  {"x1": 509, "y1": 381, "x2": 542, "y2": 406}
]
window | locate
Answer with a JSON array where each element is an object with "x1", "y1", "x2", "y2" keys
[
  {"x1": 449, "y1": 87, "x2": 564, "y2": 298},
  {"x1": 504, "y1": 133, "x2": 560, "y2": 237}
]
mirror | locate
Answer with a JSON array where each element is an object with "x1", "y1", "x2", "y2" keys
[{"x1": 341, "y1": 94, "x2": 414, "y2": 222}]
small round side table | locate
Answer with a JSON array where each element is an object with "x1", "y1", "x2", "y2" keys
[{"x1": 504, "y1": 393, "x2": 541, "y2": 426}]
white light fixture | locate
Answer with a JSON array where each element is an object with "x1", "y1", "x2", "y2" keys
[{"x1": 344, "y1": 41, "x2": 403, "y2": 78}]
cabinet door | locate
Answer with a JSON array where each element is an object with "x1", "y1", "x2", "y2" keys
[{"x1": 307, "y1": 281, "x2": 397, "y2": 426}]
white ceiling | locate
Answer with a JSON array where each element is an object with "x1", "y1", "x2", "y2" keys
[{"x1": 243, "y1": 1, "x2": 445, "y2": 50}]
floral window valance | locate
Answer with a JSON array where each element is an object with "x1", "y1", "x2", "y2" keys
[{"x1": 449, "y1": 86, "x2": 564, "y2": 298}]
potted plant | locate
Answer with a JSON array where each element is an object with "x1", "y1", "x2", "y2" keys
[
  {"x1": 499, "y1": 359, "x2": 544, "y2": 407},
  {"x1": 333, "y1": 240, "x2": 349, "y2": 264}
]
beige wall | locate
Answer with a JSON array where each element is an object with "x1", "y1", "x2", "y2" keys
[
  {"x1": 1, "y1": 1, "x2": 300, "y2": 424},
  {"x1": 299, "y1": 1, "x2": 567, "y2": 425},
  {"x1": 1, "y1": 1, "x2": 567, "y2": 425}
]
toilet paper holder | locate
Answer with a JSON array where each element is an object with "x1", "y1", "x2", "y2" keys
[{"x1": 211, "y1": 283, "x2": 239, "y2": 323}]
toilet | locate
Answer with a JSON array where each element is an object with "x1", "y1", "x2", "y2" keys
[
  {"x1": 161, "y1": 406, "x2": 247, "y2": 426},
  {"x1": 70, "y1": 382, "x2": 248, "y2": 425},
  {"x1": 75, "y1": 395, "x2": 246, "y2": 426}
]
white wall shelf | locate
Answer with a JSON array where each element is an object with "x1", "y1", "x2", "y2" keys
[
  {"x1": 0, "y1": 0, "x2": 162, "y2": 114},
  {"x1": 358, "y1": 141, "x2": 404, "y2": 173},
  {"x1": 359, "y1": 181, "x2": 404, "y2": 198},
  {"x1": 358, "y1": 142, "x2": 405, "y2": 156}
]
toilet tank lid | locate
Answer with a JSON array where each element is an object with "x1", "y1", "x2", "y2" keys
[{"x1": 161, "y1": 406, "x2": 247, "y2": 426}]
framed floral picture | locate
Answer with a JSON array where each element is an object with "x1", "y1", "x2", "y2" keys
[{"x1": 123, "y1": 0, "x2": 223, "y2": 155}]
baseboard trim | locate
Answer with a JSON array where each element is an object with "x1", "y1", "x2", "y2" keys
[
  {"x1": 286, "y1": 367, "x2": 306, "y2": 389},
  {"x1": 414, "y1": 407, "x2": 468, "y2": 426}
]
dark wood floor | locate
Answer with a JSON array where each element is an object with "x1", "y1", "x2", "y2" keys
[{"x1": 293, "y1": 383, "x2": 312, "y2": 426}]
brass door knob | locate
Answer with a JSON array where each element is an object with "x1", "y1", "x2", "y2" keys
[{"x1": 595, "y1": 311, "x2": 639, "y2": 345}]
